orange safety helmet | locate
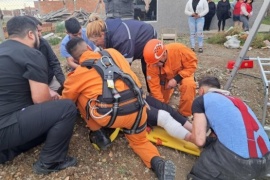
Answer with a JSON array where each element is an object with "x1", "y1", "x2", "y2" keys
[{"x1": 143, "y1": 39, "x2": 166, "y2": 64}]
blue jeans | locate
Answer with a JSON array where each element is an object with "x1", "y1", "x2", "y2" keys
[
  {"x1": 188, "y1": 16, "x2": 205, "y2": 48},
  {"x1": 240, "y1": 15, "x2": 249, "y2": 31}
]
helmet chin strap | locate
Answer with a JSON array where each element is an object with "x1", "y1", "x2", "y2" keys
[{"x1": 158, "y1": 58, "x2": 167, "y2": 67}]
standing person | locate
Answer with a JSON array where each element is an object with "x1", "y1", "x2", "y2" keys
[
  {"x1": 0, "y1": 16, "x2": 77, "y2": 174},
  {"x1": 60, "y1": 17, "x2": 97, "y2": 70},
  {"x1": 232, "y1": 0, "x2": 244, "y2": 30},
  {"x1": 143, "y1": 39, "x2": 198, "y2": 118},
  {"x1": 62, "y1": 37, "x2": 176, "y2": 180},
  {"x1": 103, "y1": 0, "x2": 134, "y2": 19},
  {"x1": 87, "y1": 14, "x2": 157, "y2": 92},
  {"x1": 187, "y1": 76, "x2": 270, "y2": 179},
  {"x1": 185, "y1": 0, "x2": 209, "y2": 53},
  {"x1": 203, "y1": 0, "x2": 216, "y2": 31},
  {"x1": 216, "y1": 0, "x2": 231, "y2": 32},
  {"x1": 26, "y1": 16, "x2": 65, "y2": 93},
  {"x1": 240, "y1": 0, "x2": 253, "y2": 32}
]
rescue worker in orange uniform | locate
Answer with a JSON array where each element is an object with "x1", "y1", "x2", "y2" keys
[
  {"x1": 62, "y1": 37, "x2": 176, "y2": 180},
  {"x1": 143, "y1": 39, "x2": 198, "y2": 117}
]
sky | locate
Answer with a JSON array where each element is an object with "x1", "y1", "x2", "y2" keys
[{"x1": 0, "y1": 0, "x2": 35, "y2": 10}]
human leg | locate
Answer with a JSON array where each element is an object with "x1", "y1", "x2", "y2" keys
[
  {"x1": 179, "y1": 76, "x2": 196, "y2": 117},
  {"x1": 188, "y1": 17, "x2": 196, "y2": 49},
  {"x1": 208, "y1": 16, "x2": 214, "y2": 30},
  {"x1": 222, "y1": 19, "x2": 226, "y2": 31},
  {"x1": 240, "y1": 15, "x2": 249, "y2": 31},
  {"x1": 124, "y1": 110, "x2": 175, "y2": 179},
  {"x1": 146, "y1": 95, "x2": 187, "y2": 125},
  {"x1": 0, "y1": 100, "x2": 77, "y2": 163},
  {"x1": 0, "y1": 100, "x2": 77, "y2": 173},
  {"x1": 203, "y1": 16, "x2": 210, "y2": 30},
  {"x1": 218, "y1": 20, "x2": 221, "y2": 31},
  {"x1": 196, "y1": 17, "x2": 205, "y2": 49}
]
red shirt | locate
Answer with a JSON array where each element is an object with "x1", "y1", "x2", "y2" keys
[{"x1": 233, "y1": 1, "x2": 242, "y2": 15}]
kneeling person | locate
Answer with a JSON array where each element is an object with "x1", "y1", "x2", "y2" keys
[
  {"x1": 62, "y1": 37, "x2": 176, "y2": 180},
  {"x1": 187, "y1": 76, "x2": 270, "y2": 179}
]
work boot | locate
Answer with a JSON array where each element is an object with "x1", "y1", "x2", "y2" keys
[
  {"x1": 33, "y1": 156, "x2": 77, "y2": 174},
  {"x1": 151, "y1": 156, "x2": 176, "y2": 180},
  {"x1": 89, "y1": 129, "x2": 112, "y2": 150}
]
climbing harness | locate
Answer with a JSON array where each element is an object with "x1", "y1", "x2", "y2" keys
[{"x1": 81, "y1": 50, "x2": 146, "y2": 134}]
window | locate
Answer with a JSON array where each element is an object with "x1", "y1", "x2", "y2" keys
[{"x1": 134, "y1": 0, "x2": 157, "y2": 21}]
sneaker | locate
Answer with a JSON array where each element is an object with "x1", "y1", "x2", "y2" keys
[
  {"x1": 198, "y1": 48, "x2": 203, "y2": 53},
  {"x1": 33, "y1": 156, "x2": 77, "y2": 174},
  {"x1": 151, "y1": 156, "x2": 176, "y2": 180},
  {"x1": 89, "y1": 129, "x2": 112, "y2": 150}
]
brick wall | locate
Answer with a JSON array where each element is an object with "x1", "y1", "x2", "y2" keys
[{"x1": 34, "y1": 0, "x2": 105, "y2": 15}]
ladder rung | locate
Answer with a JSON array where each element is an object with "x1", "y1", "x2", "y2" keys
[
  {"x1": 263, "y1": 71, "x2": 270, "y2": 74},
  {"x1": 261, "y1": 63, "x2": 270, "y2": 66},
  {"x1": 267, "y1": 102, "x2": 270, "y2": 106}
]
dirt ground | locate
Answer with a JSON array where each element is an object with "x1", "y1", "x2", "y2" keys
[{"x1": 1, "y1": 34, "x2": 270, "y2": 180}]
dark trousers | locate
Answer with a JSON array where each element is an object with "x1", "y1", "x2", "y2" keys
[
  {"x1": 218, "y1": 19, "x2": 226, "y2": 31},
  {"x1": 0, "y1": 99, "x2": 77, "y2": 164},
  {"x1": 204, "y1": 15, "x2": 214, "y2": 30},
  {"x1": 187, "y1": 140, "x2": 270, "y2": 180},
  {"x1": 146, "y1": 96, "x2": 187, "y2": 126}
]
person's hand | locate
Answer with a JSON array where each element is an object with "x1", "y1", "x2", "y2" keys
[
  {"x1": 166, "y1": 79, "x2": 177, "y2": 89},
  {"x1": 49, "y1": 88, "x2": 60, "y2": 100},
  {"x1": 194, "y1": 14, "x2": 200, "y2": 19}
]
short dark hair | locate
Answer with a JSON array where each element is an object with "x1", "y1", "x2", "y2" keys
[
  {"x1": 65, "y1": 18, "x2": 81, "y2": 34},
  {"x1": 198, "y1": 76, "x2": 221, "y2": 89},
  {"x1": 7, "y1": 16, "x2": 37, "y2": 38},
  {"x1": 66, "y1": 37, "x2": 85, "y2": 56},
  {"x1": 25, "y1": 15, "x2": 42, "y2": 26}
]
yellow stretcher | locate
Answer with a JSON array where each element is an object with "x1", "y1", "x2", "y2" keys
[
  {"x1": 146, "y1": 126, "x2": 201, "y2": 156},
  {"x1": 93, "y1": 127, "x2": 201, "y2": 157}
]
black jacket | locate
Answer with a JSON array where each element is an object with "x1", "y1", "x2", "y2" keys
[
  {"x1": 39, "y1": 38, "x2": 65, "y2": 85},
  {"x1": 216, "y1": 0, "x2": 231, "y2": 20},
  {"x1": 205, "y1": 1, "x2": 216, "y2": 17}
]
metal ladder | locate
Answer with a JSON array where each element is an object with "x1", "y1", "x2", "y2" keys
[{"x1": 250, "y1": 57, "x2": 270, "y2": 135}]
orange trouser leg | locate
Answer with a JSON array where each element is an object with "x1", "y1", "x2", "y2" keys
[
  {"x1": 125, "y1": 129, "x2": 160, "y2": 168},
  {"x1": 178, "y1": 76, "x2": 196, "y2": 117},
  {"x1": 161, "y1": 87, "x2": 174, "y2": 104},
  {"x1": 92, "y1": 106, "x2": 160, "y2": 168},
  {"x1": 85, "y1": 118, "x2": 102, "y2": 131},
  {"x1": 79, "y1": 105, "x2": 102, "y2": 131}
]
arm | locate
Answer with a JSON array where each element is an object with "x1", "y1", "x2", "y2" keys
[
  {"x1": 29, "y1": 80, "x2": 52, "y2": 103},
  {"x1": 178, "y1": 46, "x2": 198, "y2": 78},
  {"x1": 60, "y1": 38, "x2": 79, "y2": 69},
  {"x1": 185, "y1": 1, "x2": 194, "y2": 16},
  {"x1": 188, "y1": 113, "x2": 207, "y2": 147},
  {"x1": 147, "y1": 66, "x2": 165, "y2": 102},
  {"x1": 110, "y1": 25, "x2": 134, "y2": 63},
  {"x1": 61, "y1": 73, "x2": 80, "y2": 102},
  {"x1": 241, "y1": 3, "x2": 249, "y2": 16},
  {"x1": 66, "y1": 57, "x2": 79, "y2": 69},
  {"x1": 198, "y1": 0, "x2": 209, "y2": 17},
  {"x1": 41, "y1": 39, "x2": 65, "y2": 85}
]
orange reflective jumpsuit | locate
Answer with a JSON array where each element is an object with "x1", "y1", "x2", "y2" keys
[
  {"x1": 147, "y1": 43, "x2": 197, "y2": 117},
  {"x1": 62, "y1": 48, "x2": 160, "y2": 168}
]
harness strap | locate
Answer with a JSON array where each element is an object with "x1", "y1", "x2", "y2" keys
[
  {"x1": 82, "y1": 50, "x2": 145, "y2": 134},
  {"x1": 225, "y1": 95, "x2": 268, "y2": 158},
  {"x1": 123, "y1": 121, "x2": 147, "y2": 134}
]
